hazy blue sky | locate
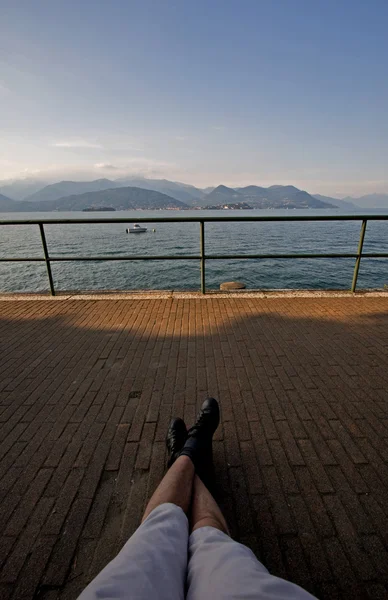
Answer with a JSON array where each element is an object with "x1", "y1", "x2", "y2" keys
[{"x1": 1, "y1": 0, "x2": 388, "y2": 195}]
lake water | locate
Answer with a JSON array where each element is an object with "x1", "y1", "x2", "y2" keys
[{"x1": 1, "y1": 209, "x2": 388, "y2": 292}]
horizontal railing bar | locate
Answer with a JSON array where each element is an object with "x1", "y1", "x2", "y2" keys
[
  {"x1": 51, "y1": 255, "x2": 200, "y2": 261},
  {"x1": 358, "y1": 253, "x2": 388, "y2": 258},
  {"x1": 207, "y1": 252, "x2": 388, "y2": 259},
  {"x1": 0, "y1": 258, "x2": 46, "y2": 262},
  {"x1": 0, "y1": 255, "x2": 201, "y2": 262},
  {"x1": 1, "y1": 252, "x2": 388, "y2": 263},
  {"x1": 208, "y1": 253, "x2": 358, "y2": 259},
  {"x1": 1, "y1": 214, "x2": 388, "y2": 226}
]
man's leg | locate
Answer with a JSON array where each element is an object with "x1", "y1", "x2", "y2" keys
[
  {"x1": 142, "y1": 455, "x2": 194, "y2": 521},
  {"x1": 187, "y1": 472, "x2": 317, "y2": 599},
  {"x1": 190, "y1": 474, "x2": 229, "y2": 535},
  {"x1": 77, "y1": 421, "x2": 194, "y2": 600}
]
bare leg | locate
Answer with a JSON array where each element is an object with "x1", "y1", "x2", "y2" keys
[
  {"x1": 187, "y1": 476, "x2": 316, "y2": 600},
  {"x1": 142, "y1": 455, "x2": 195, "y2": 522},
  {"x1": 190, "y1": 475, "x2": 230, "y2": 535}
]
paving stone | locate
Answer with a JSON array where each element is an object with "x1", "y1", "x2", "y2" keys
[
  {"x1": 82, "y1": 471, "x2": 116, "y2": 539},
  {"x1": 298, "y1": 438, "x2": 334, "y2": 494},
  {"x1": 289, "y1": 494, "x2": 333, "y2": 582},
  {"x1": 135, "y1": 422, "x2": 156, "y2": 470},
  {"x1": 262, "y1": 466, "x2": 296, "y2": 535},
  {"x1": 228, "y1": 466, "x2": 255, "y2": 537},
  {"x1": 43, "y1": 498, "x2": 92, "y2": 586},
  {"x1": 252, "y1": 495, "x2": 287, "y2": 580},
  {"x1": 105, "y1": 424, "x2": 130, "y2": 471},
  {"x1": 43, "y1": 468, "x2": 85, "y2": 535},
  {"x1": 365, "y1": 583, "x2": 388, "y2": 600},
  {"x1": 0, "y1": 497, "x2": 54, "y2": 583},
  {"x1": 323, "y1": 494, "x2": 376, "y2": 581},
  {"x1": 3, "y1": 468, "x2": 53, "y2": 537},
  {"x1": 240, "y1": 440, "x2": 265, "y2": 494},
  {"x1": 281, "y1": 536, "x2": 315, "y2": 595}
]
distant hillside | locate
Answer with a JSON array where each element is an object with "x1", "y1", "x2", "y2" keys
[
  {"x1": 0, "y1": 193, "x2": 18, "y2": 211},
  {"x1": 24, "y1": 179, "x2": 120, "y2": 202},
  {"x1": 49, "y1": 187, "x2": 187, "y2": 211},
  {"x1": 238, "y1": 185, "x2": 334, "y2": 208},
  {"x1": 204, "y1": 185, "x2": 245, "y2": 205},
  {"x1": 0, "y1": 178, "x2": 48, "y2": 200},
  {"x1": 0, "y1": 187, "x2": 187, "y2": 212},
  {"x1": 116, "y1": 177, "x2": 204, "y2": 204},
  {"x1": 342, "y1": 193, "x2": 388, "y2": 209},
  {"x1": 201, "y1": 184, "x2": 334, "y2": 209},
  {"x1": 313, "y1": 194, "x2": 359, "y2": 211}
]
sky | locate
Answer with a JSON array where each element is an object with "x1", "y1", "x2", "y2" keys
[{"x1": 1, "y1": 0, "x2": 388, "y2": 196}]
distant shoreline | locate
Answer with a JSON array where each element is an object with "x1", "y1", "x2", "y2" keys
[
  {"x1": 0, "y1": 206, "x2": 350, "y2": 214},
  {"x1": 1, "y1": 207, "x2": 386, "y2": 218}
]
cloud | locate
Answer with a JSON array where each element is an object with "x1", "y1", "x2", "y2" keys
[
  {"x1": 175, "y1": 136, "x2": 186, "y2": 141},
  {"x1": 211, "y1": 126, "x2": 225, "y2": 132},
  {"x1": 120, "y1": 157, "x2": 177, "y2": 174},
  {"x1": 52, "y1": 140, "x2": 103, "y2": 149},
  {"x1": 94, "y1": 163, "x2": 119, "y2": 170},
  {"x1": 0, "y1": 82, "x2": 11, "y2": 94},
  {"x1": 0, "y1": 155, "x2": 179, "y2": 183}
]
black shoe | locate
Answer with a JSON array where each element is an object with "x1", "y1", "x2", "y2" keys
[
  {"x1": 180, "y1": 398, "x2": 220, "y2": 490},
  {"x1": 188, "y1": 397, "x2": 220, "y2": 440},
  {"x1": 166, "y1": 417, "x2": 188, "y2": 468}
]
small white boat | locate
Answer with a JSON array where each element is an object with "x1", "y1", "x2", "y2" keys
[{"x1": 126, "y1": 223, "x2": 148, "y2": 234}]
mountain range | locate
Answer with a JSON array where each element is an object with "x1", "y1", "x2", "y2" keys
[
  {"x1": 312, "y1": 194, "x2": 359, "y2": 211},
  {"x1": 204, "y1": 185, "x2": 335, "y2": 209},
  {"x1": 341, "y1": 193, "x2": 388, "y2": 209},
  {"x1": 0, "y1": 176, "x2": 388, "y2": 212},
  {"x1": 0, "y1": 187, "x2": 186, "y2": 212},
  {"x1": 115, "y1": 177, "x2": 205, "y2": 204},
  {"x1": 24, "y1": 179, "x2": 121, "y2": 203},
  {"x1": 1, "y1": 177, "x2": 206, "y2": 205}
]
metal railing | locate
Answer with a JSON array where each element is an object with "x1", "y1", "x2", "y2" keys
[{"x1": 1, "y1": 215, "x2": 388, "y2": 295}]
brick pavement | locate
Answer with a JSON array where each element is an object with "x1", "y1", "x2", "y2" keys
[{"x1": 0, "y1": 296, "x2": 388, "y2": 599}]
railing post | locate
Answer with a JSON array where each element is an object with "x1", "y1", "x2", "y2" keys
[
  {"x1": 351, "y1": 219, "x2": 367, "y2": 293},
  {"x1": 200, "y1": 221, "x2": 206, "y2": 294},
  {"x1": 39, "y1": 223, "x2": 55, "y2": 296}
]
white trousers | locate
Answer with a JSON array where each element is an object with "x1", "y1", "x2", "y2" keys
[{"x1": 78, "y1": 503, "x2": 316, "y2": 600}]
